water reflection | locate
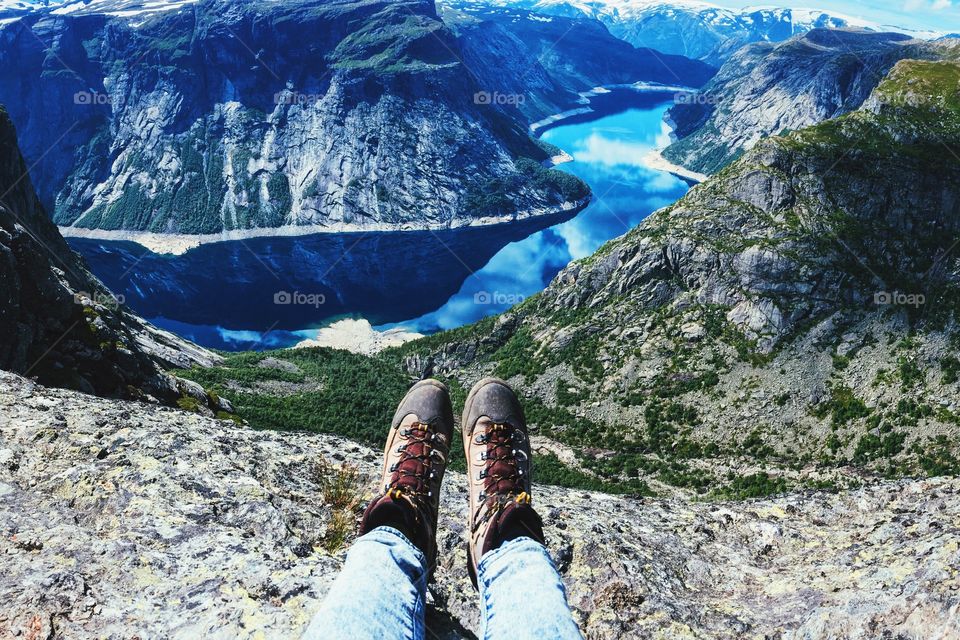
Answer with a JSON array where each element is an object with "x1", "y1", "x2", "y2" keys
[
  {"x1": 68, "y1": 89, "x2": 690, "y2": 350},
  {"x1": 397, "y1": 92, "x2": 689, "y2": 333}
]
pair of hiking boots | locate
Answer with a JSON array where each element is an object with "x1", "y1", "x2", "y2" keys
[{"x1": 358, "y1": 377, "x2": 545, "y2": 584}]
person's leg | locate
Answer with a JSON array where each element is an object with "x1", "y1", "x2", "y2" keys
[
  {"x1": 477, "y1": 536, "x2": 582, "y2": 640},
  {"x1": 303, "y1": 379, "x2": 455, "y2": 640},
  {"x1": 302, "y1": 526, "x2": 428, "y2": 640},
  {"x1": 460, "y1": 377, "x2": 583, "y2": 640}
]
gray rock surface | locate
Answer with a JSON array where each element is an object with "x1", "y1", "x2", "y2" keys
[
  {"x1": 663, "y1": 30, "x2": 959, "y2": 175},
  {"x1": 2, "y1": 369, "x2": 959, "y2": 639}
]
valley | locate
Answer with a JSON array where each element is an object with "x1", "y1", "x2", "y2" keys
[{"x1": 0, "y1": 0, "x2": 959, "y2": 637}]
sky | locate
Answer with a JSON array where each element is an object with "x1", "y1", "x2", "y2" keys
[{"x1": 712, "y1": 0, "x2": 960, "y2": 33}]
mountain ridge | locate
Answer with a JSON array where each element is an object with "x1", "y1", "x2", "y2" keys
[
  {"x1": 0, "y1": 0, "x2": 596, "y2": 236},
  {"x1": 451, "y1": 0, "x2": 947, "y2": 64},
  {"x1": 662, "y1": 29, "x2": 960, "y2": 175},
  {"x1": 382, "y1": 57, "x2": 960, "y2": 498}
]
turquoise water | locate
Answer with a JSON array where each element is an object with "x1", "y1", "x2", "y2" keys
[
  {"x1": 69, "y1": 89, "x2": 690, "y2": 350},
  {"x1": 396, "y1": 91, "x2": 690, "y2": 333}
]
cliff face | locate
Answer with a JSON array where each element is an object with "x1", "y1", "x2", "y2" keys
[
  {"x1": 394, "y1": 59, "x2": 960, "y2": 502},
  {"x1": 2, "y1": 369, "x2": 958, "y2": 639},
  {"x1": 0, "y1": 0, "x2": 590, "y2": 236},
  {"x1": 663, "y1": 30, "x2": 958, "y2": 175},
  {"x1": 0, "y1": 105, "x2": 220, "y2": 401}
]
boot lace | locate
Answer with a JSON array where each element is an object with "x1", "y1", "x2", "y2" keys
[
  {"x1": 473, "y1": 422, "x2": 530, "y2": 527},
  {"x1": 386, "y1": 421, "x2": 445, "y2": 503}
]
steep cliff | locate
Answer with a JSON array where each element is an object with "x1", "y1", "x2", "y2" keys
[
  {"x1": 663, "y1": 29, "x2": 958, "y2": 175},
  {"x1": 0, "y1": 0, "x2": 589, "y2": 236},
  {"x1": 0, "y1": 104, "x2": 220, "y2": 401}
]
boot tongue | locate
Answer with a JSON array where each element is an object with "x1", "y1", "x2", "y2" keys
[
  {"x1": 393, "y1": 423, "x2": 431, "y2": 493},
  {"x1": 485, "y1": 428, "x2": 521, "y2": 495}
]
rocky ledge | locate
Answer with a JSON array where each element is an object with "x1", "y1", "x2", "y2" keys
[{"x1": 1, "y1": 370, "x2": 958, "y2": 639}]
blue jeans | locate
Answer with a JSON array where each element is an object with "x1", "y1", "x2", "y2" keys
[{"x1": 303, "y1": 526, "x2": 582, "y2": 640}]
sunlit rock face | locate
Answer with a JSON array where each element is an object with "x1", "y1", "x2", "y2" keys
[{"x1": 0, "y1": 0, "x2": 590, "y2": 235}]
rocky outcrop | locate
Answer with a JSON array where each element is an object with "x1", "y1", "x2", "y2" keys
[
  {"x1": 0, "y1": 105, "x2": 220, "y2": 401},
  {"x1": 2, "y1": 369, "x2": 959, "y2": 639},
  {"x1": 0, "y1": 0, "x2": 591, "y2": 236},
  {"x1": 663, "y1": 30, "x2": 958, "y2": 175}
]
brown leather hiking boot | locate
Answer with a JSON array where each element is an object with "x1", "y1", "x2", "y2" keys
[
  {"x1": 359, "y1": 379, "x2": 454, "y2": 570},
  {"x1": 462, "y1": 377, "x2": 545, "y2": 586}
]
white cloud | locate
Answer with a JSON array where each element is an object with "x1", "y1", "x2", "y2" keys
[{"x1": 904, "y1": 0, "x2": 954, "y2": 10}]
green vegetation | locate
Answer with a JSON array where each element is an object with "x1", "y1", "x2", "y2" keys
[
  {"x1": 812, "y1": 385, "x2": 871, "y2": 427},
  {"x1": 711, "y1": 473, "x2": 789, "y2": 500},
  {"x1": 491, "y1": 328, "x2": 547, "y2": 381},
  {"x1": 176, "y1": 348, "x2": 410, "y2": 447},
  {"x1": 536, "y1": 453, "x2": 652, "y2": 495},
  {"x1": 941, "y1": 356, "x2": 960, "y2": 385},
  {"x1": 311, "y1": 460, "x2": 365, "y2": 552}
]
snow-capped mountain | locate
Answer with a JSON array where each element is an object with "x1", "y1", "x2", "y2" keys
[
  {"x1": 445, "y1": 0, "x2": 945, "y2": 64},
  {"x1": 0, "y1": 0, "x2": 197, "y2": 22}
]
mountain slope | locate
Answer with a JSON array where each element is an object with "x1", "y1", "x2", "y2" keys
[
  {"x1": 2, "y1": 368, "x2": 959, "y2": 639},
  {"x1": 0, "y1": 0, "x2": 591, "y2": 237},
  {"x1": 390, "y1": 58, "x2": 960, "y2": 498},
  {"x1": 0, "y1": 104, "x2": 221, "y2": 402},
  {"x1": 440, "y1": 2, "x2": 715, "y2": 122},
  {"x1": 458, "y1": 0, "x2": 945, "y2": 65},
  {"x1": 663, "y1": 30, "x2": 958, "y2": 175}
]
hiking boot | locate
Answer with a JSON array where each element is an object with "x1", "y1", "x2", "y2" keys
[
  {"x1": 462, "y1": 377, "x2": 545, "y2": 586},
  {"x1": 359, "y1": 379, "x2": 454, "y2": 570}
]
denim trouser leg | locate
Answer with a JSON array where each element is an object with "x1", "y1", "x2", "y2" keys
[
  {"x1": 302, "y1": 526, "x2": 427, "y2": 640},
  {"x1": 477, "y1": 536, "x2": 583, "y2": 640}
]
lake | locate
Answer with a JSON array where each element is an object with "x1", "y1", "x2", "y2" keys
[{"x1": 68, "y1": 88, "x2": 691, "y2": 350}]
